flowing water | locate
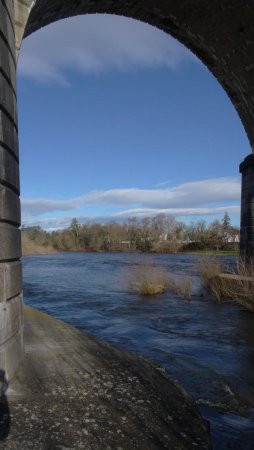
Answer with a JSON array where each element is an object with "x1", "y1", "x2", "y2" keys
[{"x1": 22, "y1": 252, "x2": 254, "y2": 449}]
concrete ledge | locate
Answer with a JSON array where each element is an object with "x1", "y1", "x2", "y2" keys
[
  {"x1": 2, "y1": 329, "x2": 24, "y2": 380},
  {"x1": 2, "y1": 306, "x2": 212, "y2": 449},
  {"x1": 0, "y1": 328, "x2": 24, "y2": 381}
]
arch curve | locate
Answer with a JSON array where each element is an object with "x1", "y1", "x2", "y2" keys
[
  {"x1": 15, "y1": 0, "x2": 254, "y2": 152},
  {"x1": 0, "y1": 0, "x2": 252, "y2": 384}
]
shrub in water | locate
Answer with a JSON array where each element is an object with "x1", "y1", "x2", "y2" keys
[
  {"x1": 127, "y1": 260, "x2": 192, "y2": 298},
  {"x1": 197, "y1": 257, "x2": 254, "y2": 311},
  {"x1": 127, "y1": 261, "x2": 170, "y2": 295}
]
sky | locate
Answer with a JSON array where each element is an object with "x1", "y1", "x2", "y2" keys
[{"x1": 17, "y1": 14, "x2": 250, "y2": 230}]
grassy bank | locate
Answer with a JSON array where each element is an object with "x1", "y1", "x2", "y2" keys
[
  {"x1": 181, "y1": 250, "x2": 239, "y2": 257},
  {"x1": 22, "y1": 236, "x2": 57, "y2": 256}
]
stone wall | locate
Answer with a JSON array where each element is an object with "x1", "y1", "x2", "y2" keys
[
  {"x1": 240, "y1": 155, "x2": 254, "y2": 259},
  {"x1": 1, "y1": 0, "x2": 254, "y2": 379},
  {"x1": 0, "y1": 0, "x2": 23, "y2": 379}
]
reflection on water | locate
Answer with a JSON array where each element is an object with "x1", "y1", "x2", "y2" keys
[{"x1": 22, "y1": 252, "x2": 254, "y2": 449}]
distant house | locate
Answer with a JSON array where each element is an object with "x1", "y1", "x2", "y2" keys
[{"x1": 224, "y1": 232, "x2": 240, "y2": 243}]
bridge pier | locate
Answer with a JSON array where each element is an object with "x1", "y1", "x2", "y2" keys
[
  {"x1": 240, "y1": 154, "x2": 254, "y2": 260},
  {"x1": 0, "y1": 0, "x2": 23, "y2": 379},
  {"x1": 0, "y1": 0, "x2": 254, "y2": 382}
]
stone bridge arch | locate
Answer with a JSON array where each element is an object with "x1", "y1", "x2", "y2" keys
[{"x1": 0, "y1": 0, "x2": 254, "y2": 377}]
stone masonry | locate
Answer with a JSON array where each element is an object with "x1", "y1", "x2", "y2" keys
[
  {"x1": 0, "y1": 0, "x2": 23, "y2": 379},
  {"x1": 0, "y1": 0, "x2": 254, "y2": 376}
]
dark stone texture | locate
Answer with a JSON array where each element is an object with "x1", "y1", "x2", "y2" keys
[
  {"x1": 239, "y1": 154, "x2": 254, "y2": 258},
  {"x1": 0, "y1": 35, "x2": 16, "y2": 91},
  {"x1": 0, "y1": 110, "x2": 19, "y2": 158},
  {"x1": 0, "y1": 0, "x2": 22, "y2": 385},
  {"x1": 2, "y1": 0, "x2": 14, "y2": 22},
  {"x1": 0, "y1": 72, "x2": 17, "y2": 126},
  {"x1": 0, "y1": 2, "x2": 15, "y2": 59},
  {"x1": 0, "y1": 186, "x2": 20, "y2": 224},
  {"x1": 0, "y1": 146, "x2": 20, "y2": 193},
  {"x1": 0, "y1": 223, "x2": 21, "y2": 260}
]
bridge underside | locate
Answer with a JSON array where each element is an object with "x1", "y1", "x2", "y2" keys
[{"x1": 0, "y1": 0, "x2": 253, "y2": 379}]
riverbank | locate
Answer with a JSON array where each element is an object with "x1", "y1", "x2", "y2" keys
[
  {"x1": 22, "y1": 242, "x2": 57, "y2": 256},
  {"x1": 21, "y1": 243, "x2": 238, "y2": 257},
  {"x1": 1, "y1": 306, "x2": 211, "y2": 449}
]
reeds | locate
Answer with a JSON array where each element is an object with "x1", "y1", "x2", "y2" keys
[
  {"x1": 127, "y1": 261, "x2": 169, "y2": 295},
  {"x1": 127, "y1": 261, "x2": 192, "y2": 298},
  {"x1": 196, "y1": 258, "x2": 224, "y2": 300},
  {"x1": 197, "y1": 257, "x2": 254, "y2": 311}
]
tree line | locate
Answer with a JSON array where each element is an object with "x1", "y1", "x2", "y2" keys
[{"x1": 21, "y1": 213, "x2": 239, "y2": 254}]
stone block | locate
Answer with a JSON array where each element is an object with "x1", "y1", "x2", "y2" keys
[
  {"x1": 3, "y1": 1, "x2": 15, "y2": 21},
  {"x1": 0, "y1": 185, "x2": 20, "y2": 224},
  {"x1": 241, "y1": 171, "x2": 254, "y2": 184},
  {"x1": 0, "y1": 295, "x2": 22, "y2": 346},
  {"x1": 0, "y1": 261, "x2": 22, "y2": 301},
  {"x1": 240, "y1": 226, "x2": 254, "y2": 239},
  {"x1": 4, "y1": 330, "x2": 24, "y2": 379},
  {"x1": 0, "y1": 4, "x2": 15, "y2": 61},
  {"x1": 240, "y1": 241, "x2": 254, "y2": 255},
  {"x1": 0, "y1": 72, "x2": 17, "y2": 125},
  {"x1": 241, "y1": 182, "x2": 254, "y2": 195},
  {"x1": 0, "y1": 146, "x2": 20, "y2": 193},
  {"x1": 241, "y1": 195, "x2": 254, "y2": 207},
  {"x1": 0, "y1": 223, "x2": 21, "y2": 260},
  {"x1": 0, "y1": 35, "x2": 16, "y2": 90},
  {"x1": 0, "y1": 109, "x2": 19, "y2": 157}
]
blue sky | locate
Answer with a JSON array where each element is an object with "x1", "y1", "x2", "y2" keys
[{"x1": 17, "y1": 14, "x2": 249, "y2": 230}]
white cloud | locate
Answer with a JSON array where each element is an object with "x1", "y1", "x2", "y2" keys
[
  {"x1": 21, "y1": 198, "x2": 80, "y2": 216},
  {"x1": 22, "y1": 205, "x2": 240, "y2": 231},
  {"x1": 112, "y1": 205, "x2": 240, "y2": 219},
  {"x1": 18, "y1": 14, "x2": 196, "y2": 84},
  {"x1": 81, "y1": 177, "x2": 240, "y2": 208},
  {"x1": 21, "y1": 177, "x2": 241, "y2": 222}
]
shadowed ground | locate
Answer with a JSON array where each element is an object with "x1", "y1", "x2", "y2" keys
[{"x1": 0, "y1": 306, "x2": 211, "y2": 449}]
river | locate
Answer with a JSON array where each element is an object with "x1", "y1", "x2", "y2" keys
[{"x1": 22, "y1": 252, "x2": 254, "y2": 449}]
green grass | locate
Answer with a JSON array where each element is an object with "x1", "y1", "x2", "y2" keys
[{"x1": 181, "y1": 250, "x2": 239, "y2": 257}]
